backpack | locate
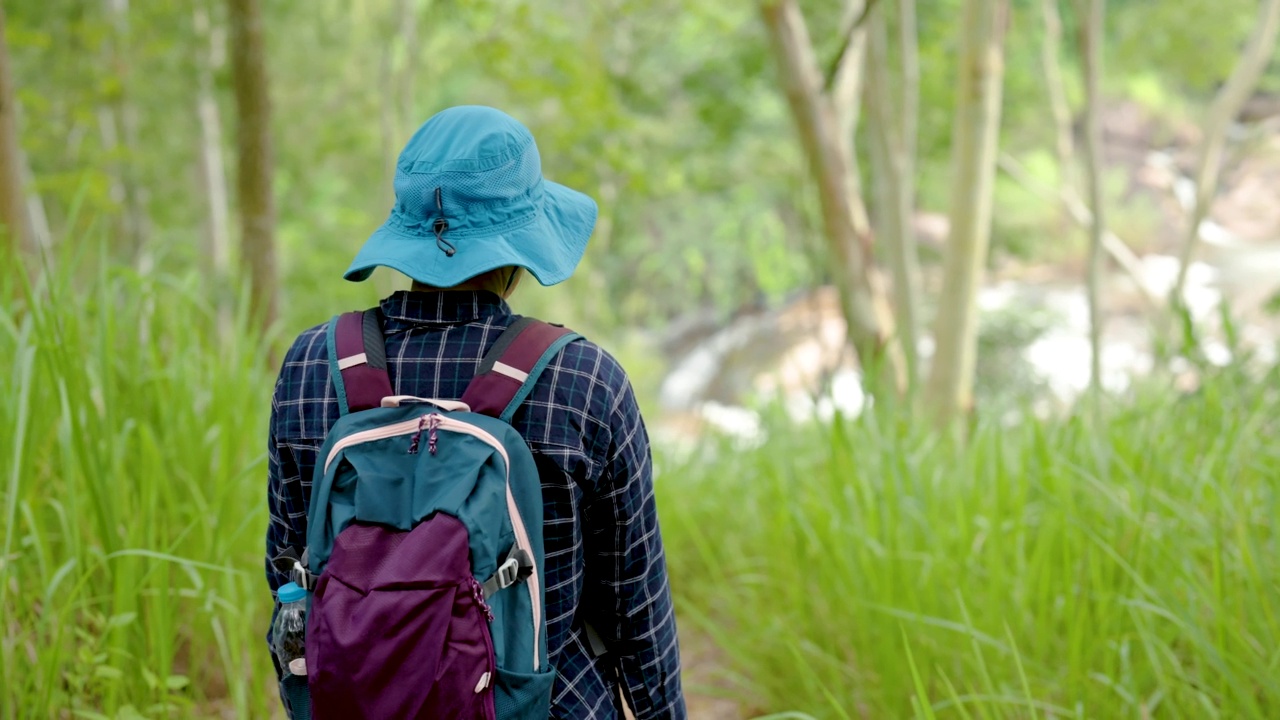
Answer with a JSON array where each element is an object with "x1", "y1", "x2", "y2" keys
[{"x1": 279, "y1": 308, "x2": 580, "y2": 720}]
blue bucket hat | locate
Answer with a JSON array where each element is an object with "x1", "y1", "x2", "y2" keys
[{"x1": 345, "y1": 106, "x2": 597, "y2": 287}]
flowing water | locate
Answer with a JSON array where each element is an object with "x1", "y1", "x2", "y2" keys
[{"x1": 652, "y1": 248, "x2": 1280, "y2": 447}]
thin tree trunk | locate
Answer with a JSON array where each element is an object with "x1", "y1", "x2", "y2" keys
[
  {"x1": 228, "y1": 0, "x2": 279, "y2": 327},
  {"x1": 103, "y1": 0, "x2": 151, "y2": 266},
  {"x1": 830, "y1": 0, "x2": 872, "y2": 238},
  {"x1": 380, "y1": 0, "x2": 421, "y2": 208},
  {"x1": 866, "y1": 4, "x2": 923, "y2": 390},
  {"x1": 379, "y1": 44, "x2": 398, "y2": 206},
  {"x1": 0, "y1": 5, "x2": 34, "y2": 263},
  {"x1": 1077, "y1": 0, "x2": 1107, "y2": 396},
  {"x1": 397, "y1": 0, "x2": 418, "y2": 130},
  {"x1": 1041, "y1": 0, "x2": 1075, "y2": 193},
  {"x1": 924, "y1": 0, "x2": 1009, "y2": 425},
  {"x1": 194, "y1": 0, "x2": 231, "y2": 277},
  {"x1": 761, "y1": 0, "x2": 905, "y2": 392},
  {"x1": 899, "y1": 0, "x2": 918, "y2": 168},
  {"x1": 999, "y1": 152, "x2": 1157, "y2": 310},
  {"x1": 831, "y1": 1, "x2": 896, "y2": 390},
  {"x1": 1172, "y1": 0, "x2": 1280, "y2": 307}
]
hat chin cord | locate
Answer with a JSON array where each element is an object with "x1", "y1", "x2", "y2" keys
[
  {"x1": 503, "y1": 267, "x2": 521, "y2": 296},
  {"x1": 433, "y1": 187, "x2": 457, "y2": 257}
]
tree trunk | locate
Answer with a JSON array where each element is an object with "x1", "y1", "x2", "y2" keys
[
  {"x1": 865, "y1": 2, "x2": 923, "y2": 391},
  {"x1": 0, "y1": 5, "x2": 34, "y2": 264},
  {"x1": 103, "y1": 0, "x2": 151, "y2": 267},
  {"x1": 1077, "y1": 0, "x2": 1107, "y2": 396},
  {"x1": 397, "y1": 0, "x2": 418, "y2": 130},
  {"x1": 379, "y1": 0, "x2": 420, "y2": 209},
  {"x1": 194, "y1": 0, "x2": 232, "y2": 277},
  {"x1": 761, "y1": 0, "x2": 905, "y2": 392},
  {"x1": 1041, "y1": 0, "x2": 1075, "y2": 193},
  {"x1": 379, "y1": 44, "x2": 398, "y2": 206},
  {"x1": 898, "y1": 0, "x2": 918, "y2": 167},
  {"x1": 1171, "y1": 0, "x2": 1280, "y2": 308},
  {"x1": 830, "y1": 0, "x2": 872, "y2": 238},
  {"x1": 923, "y1": 0, "x2": 1009, "y2": 425},
  {"x1": 228, "y1": 0, "x2": 279, "y2": 327}
]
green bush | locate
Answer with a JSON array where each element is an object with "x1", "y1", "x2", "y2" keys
[
  {"x1": 659, "y1": 377, "x2": 1280, "y2": 718},
  {"x1": 1, "y1": 260, "x2": 277, "y2": 717}
]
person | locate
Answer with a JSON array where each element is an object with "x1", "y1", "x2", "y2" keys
[{"x1": 264, "y1": 105, "x2": 686, "y2": 718}]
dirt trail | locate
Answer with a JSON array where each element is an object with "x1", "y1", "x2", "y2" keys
[
  {"x1": 623, "y1": 629, "x2": 742, "y2": 720},
  {"x1": 680, "y1": 632, "x2": 741, "y2": 720}
]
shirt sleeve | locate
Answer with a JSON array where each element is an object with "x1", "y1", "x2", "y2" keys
[
  {"x1": 584, "y1": 378, "x2": 686, "y2": 720},
  {"x1": 265, "y1": 374, "x2": 308, "y2": 682}
]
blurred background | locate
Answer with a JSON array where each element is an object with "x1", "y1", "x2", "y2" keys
[{"x1": 2, "y1": 0, "x2": 1279, "y2": 717}]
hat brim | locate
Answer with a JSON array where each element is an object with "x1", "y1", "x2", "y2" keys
[{"x1": 344, "y1": 180, "x2": 597, "y2": 288}]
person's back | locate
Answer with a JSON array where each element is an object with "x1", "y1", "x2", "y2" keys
[{"x1": 265, "y1": 106, "x2": 686, "y2": 719}]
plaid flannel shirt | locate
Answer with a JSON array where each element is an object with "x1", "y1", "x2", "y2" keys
[{"x1": 266, "y1": 290, "x2": 685, "y2": 719}]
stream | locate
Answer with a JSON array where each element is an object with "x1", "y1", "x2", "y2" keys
[{"x1": 651, "y1": 248, "x2": 1280, "y2": 448}]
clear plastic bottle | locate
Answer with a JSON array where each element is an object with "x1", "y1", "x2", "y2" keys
[{"x1": 273, "y1": 581, "x2": 308, "y2": 677}]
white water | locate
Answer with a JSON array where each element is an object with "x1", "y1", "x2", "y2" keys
[{"x1": 655, "y1": 251, "x2": 1280, "y2": 445}]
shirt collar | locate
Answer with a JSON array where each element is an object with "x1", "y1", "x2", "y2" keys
[{"x1": 379, "y1": 290, "x2": 511, "y2": 327}]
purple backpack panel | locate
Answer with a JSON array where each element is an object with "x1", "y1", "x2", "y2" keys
[{"x1": 307, "y1": 516, "x2": 496, "y2": 719}]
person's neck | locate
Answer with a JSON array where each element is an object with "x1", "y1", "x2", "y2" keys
[{"x1": 410, "y1": 281, "x2": 494, "y2": 294}]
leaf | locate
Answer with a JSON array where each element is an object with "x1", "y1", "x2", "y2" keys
[
  {"x1": 93, "y1": 665, "x2": 124, "y2": 681},
  {"x1": 105, "y1": 612, "x2": 137, "y2": 630},
  {"x1": 164, "y1": 675, "x2": 190, "y2": 691}
]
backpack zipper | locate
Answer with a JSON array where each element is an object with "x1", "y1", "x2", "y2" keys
[
  {"x1": 322, "y1": 414, "x2": 543, "y2": 672},
  {"x1": 323, "y1": 418, "x2": 422, "y2": 473},
  {"x1": 434, "y1": 416, "x2": 542, "y2": 673}
]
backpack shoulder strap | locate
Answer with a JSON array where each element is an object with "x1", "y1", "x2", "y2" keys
[
  {"x1": 461, "y1": 317, "x2": 581, "y2": 423},
  {"x1": 326, "y1": 309, "x2": 394, "y2": 415}
]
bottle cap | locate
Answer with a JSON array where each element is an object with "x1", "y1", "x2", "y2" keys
[{"x1": 278, "y1": 581, "x2": 306, "y2": 604}]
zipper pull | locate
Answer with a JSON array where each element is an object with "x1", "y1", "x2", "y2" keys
[
  {"x1": 470, "y1": 577, "x2": 494, "y2": 622},
  {"x1": 407, "y1": 415, "x2": 428, "y2": 455},
  {"x1": 427, "y1": 414, "x2": 442, "y2": 455}
]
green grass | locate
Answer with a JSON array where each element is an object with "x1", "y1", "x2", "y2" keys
[
  {"x1": 3, "y1": 257, "x2": 1277, "y2": 718},
  {"x1": 659, "y1": 381, "x2": 1280, "y2": 718},
  {"x1": 1, "y1": 260, "x2": 277, "y2": 717}
]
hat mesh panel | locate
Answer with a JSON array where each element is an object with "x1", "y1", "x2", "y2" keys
[{"x1": 392, "y1": 150, "x2": 541, "y2": 237}]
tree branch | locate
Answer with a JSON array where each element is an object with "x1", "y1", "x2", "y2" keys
[
  {"x1": 1172, "y1": 0, "x2": 1280, "y2": 305},
  {"x1": 823, "y1": 0, "x2": 882, "y2": 92}
]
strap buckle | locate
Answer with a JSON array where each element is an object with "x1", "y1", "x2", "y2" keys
[
  {"x1": 495, "y1": 557, "x2": 521, "y2": 589},
  {"x1": 272, "y1": 546, "x2": 318, "y2": 591},
  {"x1": 482, "y1": 547, "x2": 534, "y2": 598}
]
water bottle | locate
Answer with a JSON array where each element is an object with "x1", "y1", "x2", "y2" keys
[{"x1": 273, "y1": 581, "x2": 308, "y2": 677}]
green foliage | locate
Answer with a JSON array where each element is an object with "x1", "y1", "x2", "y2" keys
[
  {"x1": 6, "y1": 251, "x2": 1276, "y2": 716},
  {"x1": 1111, "y1": 0, "x2": 1257, "y2": 96},
  {"x1": 0, "y1": 256, "x2": 276, "y2": 717},
  {"x1": 7, "y1": 0, "x2": 1273, "y2": 331},
  {"x1": 7, "y1": 0, "x2": 1280, "y2": 711},
  {"x1": 659, "y1": 372, "x2": 1280, "y2": 717}
]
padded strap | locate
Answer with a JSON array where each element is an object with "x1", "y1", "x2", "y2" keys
[
  {"x1": 461, "y1": 317, "x2": 580, "y2": 422},
  {"x1": 327, "y1": 309, "x2": 393, "y2": 415}
]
